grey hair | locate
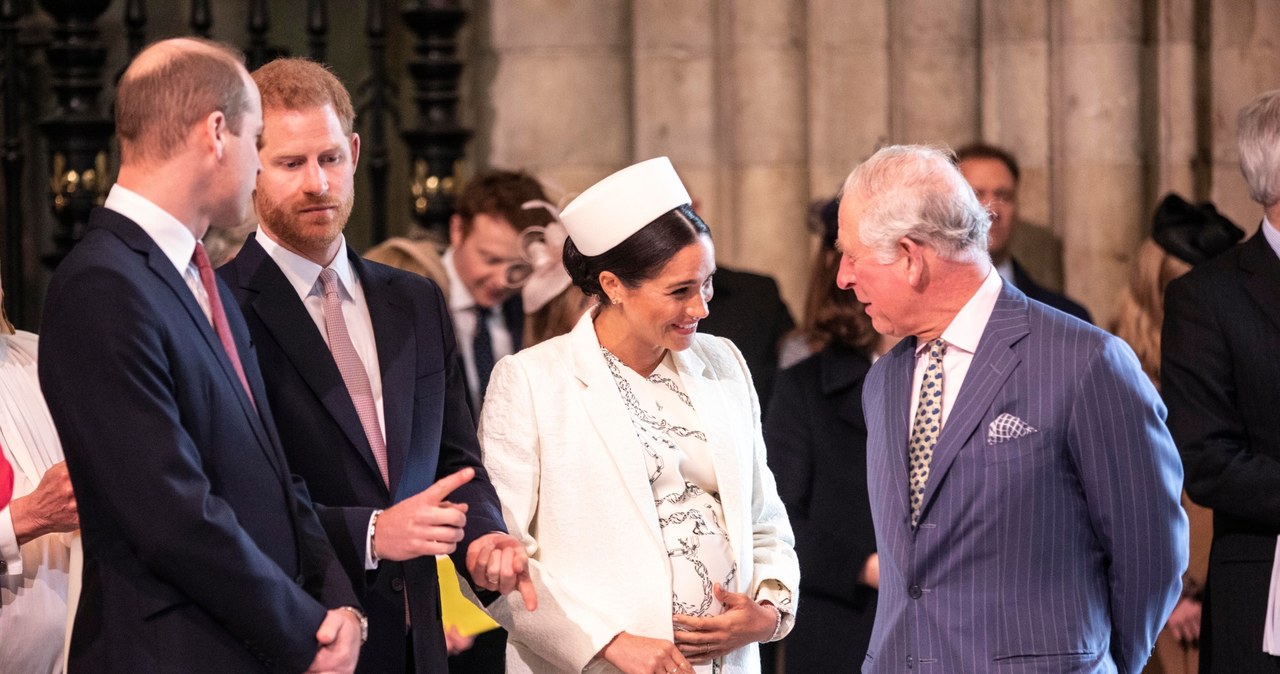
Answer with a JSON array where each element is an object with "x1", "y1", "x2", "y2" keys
[
  {"x1": 1238, "y1": 89, "x2": 1280, "y2": 207},
  {"x1": 840, "y1": 144, "x2": 991, "y2": 264}
]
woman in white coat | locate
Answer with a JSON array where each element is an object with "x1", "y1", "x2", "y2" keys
[{"x1": 477, "y1": 158, "x2": 799, "y2": 674}]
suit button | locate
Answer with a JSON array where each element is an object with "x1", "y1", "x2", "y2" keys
[
  {"x1": 908, "y1": 584, "x2": 922, "y2": 599},
  {"x1": 295, "y1": 574, "x2": 305, "y2": 586},
  {"x1": 906, "y1": 654, "x2": 914, "y2": 668},
  {"x1": 391, "y1": 577, "x2": 404, "y2": 592}
]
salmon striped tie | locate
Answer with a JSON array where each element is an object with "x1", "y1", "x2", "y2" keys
[
  {"x1": 319, "y1": 268, "x2": 389, "y2": 487},
  {"x1": 192, "y1": 242, "x2": 255, "y2": 407}
]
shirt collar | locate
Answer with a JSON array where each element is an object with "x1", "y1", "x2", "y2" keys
[
  {"x1": 442, "y1": 248, "x2": 479, "y2": 312},
  {"x1": 916, "y1": 266, "x2": 1003, "y2": 357},
  {"x1": 257, "y1": 228, "x2": 355, "y2": 302},
  {"x1": 1263, "y1": 216, "x2": 1280, "y2": 261},
  {"x1": 103, "y1": 184, "x2": 197, "y2": 275}
]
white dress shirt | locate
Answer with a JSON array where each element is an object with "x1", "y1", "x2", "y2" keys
[
  {"x1": 0, "y1": 331, "x2": 75, "y2": 674},
  {"x1": 1263, "y1": 215, "x2": 1280, "y2": 259},
  {"x1": 103, "y1": 185, "x2": 211, "y2": 322},
  {"x1": 907, "y1": 268, "x2": 1003, "y2": 431},
  {"x1": 442, "y1": 249, "x2": 516, "y2": 409},
  {"x1": 994, "y1": 257, "x2": 1016, "y2": 287}
]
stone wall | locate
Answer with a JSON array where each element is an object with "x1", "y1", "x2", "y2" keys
[{"x1": 471, "y1": 0, "x2": 1280, "y2": 324}]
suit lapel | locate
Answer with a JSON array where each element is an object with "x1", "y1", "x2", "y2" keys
[
  {"x1": 357, "y1": 254, "x2": 415, "y2": 499},
  {"x1": 236, "y1": 238, "x2": 387, "y2": 490},
  {"x1": 569, "y1": 315, "x2": 665, "y2": 553},
  {"x1": 1241, "y1": 230, "x2": 1280, "y2": 333},
  {"x1": 880, "y1": 339, "x2": 917, "y2": 531},
  {"x1": 672, "y1": 346, "x2": 744, "y2": 555},
  {"x1": 918, "y1": 285, "x2": 1029, "y2": 522},
  {"x1": 100, "y1": 212, "x2": 284, "y2": 477}
]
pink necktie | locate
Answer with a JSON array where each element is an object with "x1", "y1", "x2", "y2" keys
[
  {"x1": 319, "y1": 269, "x2": 389, "y2": 487},
  {"x1": 192, "y1": 242, "x2": 255, "y2": 407}
]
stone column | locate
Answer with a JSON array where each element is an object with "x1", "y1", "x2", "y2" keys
[
  {"x1": 1050, "y1": 0, "x2": 1144, "y2": 325},
  {"x1": 631, "y1": 0, "x2": 719, "y2": 224},
  {"x1": 1149, "y1": 0, "x2": 1203, "y2": 202},
  {"x1": 716, "y1": 0, "x2": 809, "y2": 312},
  {"x1": 806, "y1": 0, "x2": 890, "y2": 197},
  {"x1": 888, "y1": 0, "x2": 980, "y2": 146},
  {"x1": 980, "y1": 0, "x2": 1051, "y2": 225},
  {"x1": 483, "y1": 1, "x2": 632, "y2": 198},
  {"x1": 1206, "y1": 0, "x2": 1280, "y2": 232}
]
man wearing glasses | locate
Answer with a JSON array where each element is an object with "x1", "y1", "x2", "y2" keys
[
  {"x1": 956, "y1": 143, "x2": 1092, "y2": 324},
  {"x1": 444, "y1": 171, "x2": 558, "y2": 412}
]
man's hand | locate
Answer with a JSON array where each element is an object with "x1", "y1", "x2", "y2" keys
[
  {"x1": 444, "y1": 625, "x2": 475, "y2": 655},
  {"x1": 465, "y1": 532, "x2": 537, "y2": 611},
  {"x1": 1166, "y1": 596, "x2": 1202, "y2": 643},
  {"x1": 305, "y1": 608, "x2": 362, "y2": 674},
  {"x1": 373, "y1": 468, "x2": 474, "y2": 561},
  {"x1": 10, "y1": 461, "x2": 78, "y2": 546},
  {"x1": 671, "y1": 585, "x2": 776, "y2": 664},
  {"x1": 860, "y1": 552, "x2": 879, "y2": 589}
]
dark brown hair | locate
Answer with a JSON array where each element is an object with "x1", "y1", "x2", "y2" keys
[
  {"x1": 954, "y1": 142, "x2": 1021, "y2": 184},
  {"x1": 563, "y1": 204, "x2": 711, "y2": 302},
  {"x1": 454, "y1": 171, "x2": 553, "y2": 237}
]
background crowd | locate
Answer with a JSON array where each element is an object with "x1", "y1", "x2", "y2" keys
[{"x1": 3, "y1": 22, "x2": 1280, "y2": 674}]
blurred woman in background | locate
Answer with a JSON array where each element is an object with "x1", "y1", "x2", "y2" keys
[{"x1": 1109, "y1": 193, "x2": 1242, "y2": 674}]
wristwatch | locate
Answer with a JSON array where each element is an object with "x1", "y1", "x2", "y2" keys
[{"x1": 337, "y1": 605, "x2": 368, "y2": 644}]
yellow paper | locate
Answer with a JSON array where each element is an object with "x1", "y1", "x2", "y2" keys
[{"x1": 437, "y1": 555, "x2": 500, "y2": 637}]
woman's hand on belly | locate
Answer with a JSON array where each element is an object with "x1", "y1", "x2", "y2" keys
[
  {"x1": 671, "y1": 584, "x2": 776, "y2": 663},
  {"x1": 597, "y1": 631, "x2": 694, "y2": 674}
]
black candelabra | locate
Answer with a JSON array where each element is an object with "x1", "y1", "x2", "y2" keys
[
  {"x1": 37, "y1": 0, "x2": 115, "y2": 269},
  {"x1": 401, "y1": 0, "x2": 470, "y2": 239}
]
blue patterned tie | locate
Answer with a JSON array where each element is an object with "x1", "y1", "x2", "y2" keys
[
  {"x1": 472, "y1": 305, "x2": 495, "y2": 399},
  {"x1": 909, "y1": 338, "x2": 946, "y2": 526}
]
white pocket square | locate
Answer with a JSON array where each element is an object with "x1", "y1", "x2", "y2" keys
[{"x1": 987, "y1": 413, "x2": 1038, "y2": 444}]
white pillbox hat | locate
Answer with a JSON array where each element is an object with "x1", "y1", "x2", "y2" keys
[{"x1": 559, "y1": 157, "x2": 692, "y2": 256}]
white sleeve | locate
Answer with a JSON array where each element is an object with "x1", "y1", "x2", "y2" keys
[
  {"x1": 477, "y1": 356, "x2": 627, "y2": 672},
  {"x1": 0, "y1": 504, "x2": 22, "y2": 576}
]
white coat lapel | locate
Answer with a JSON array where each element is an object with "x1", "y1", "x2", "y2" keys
[
  {"x1": 672, "y1": 343, "x2": 744, "y2": 570},
  {"x1": 568, "y1": 314, "x2": 665, "y2": 553}
]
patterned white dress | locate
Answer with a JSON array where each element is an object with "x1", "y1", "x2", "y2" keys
[{"x1": 604, "y1": 348, "x2": 736, "y2": 674}]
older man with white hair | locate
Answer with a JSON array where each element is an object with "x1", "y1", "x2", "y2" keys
[
  {"x1": 1164, "y1": 89, "x2": 1280, "y2": 673},
  {"x1": 843, "y1": 145, "x2": 1186, "y2": 673}
]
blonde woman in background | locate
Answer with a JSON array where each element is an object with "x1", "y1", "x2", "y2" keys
[{"x1": 1110, "y1": 194, "x2": 1243, "y2": 674}]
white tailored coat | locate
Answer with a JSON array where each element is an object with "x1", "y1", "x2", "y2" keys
[{"x1": 478, "y1": 311, "x2": 799, "y2": 673}]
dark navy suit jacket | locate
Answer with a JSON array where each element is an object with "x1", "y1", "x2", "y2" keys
[
  {"x1": 220, "y1": 235, "x2": 505, "y2": 673},
  {"x1": 39, "y1": 209, "x2": 358, "y2": 673},
  {"x1": 863, "y1": 282, "x2": 1185, "y2": 673},
  {"x1": 1163, "y1": 231, "x2": 1280, "y2": 673}
]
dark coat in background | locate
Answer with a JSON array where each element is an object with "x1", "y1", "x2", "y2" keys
[{"x1": 765, "y1": 343, "x2": 878, "y2": 672}]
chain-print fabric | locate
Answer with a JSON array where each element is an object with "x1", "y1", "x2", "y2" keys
[{"x1": 604, "y1": 349, "x2": 735, "y2": 674}]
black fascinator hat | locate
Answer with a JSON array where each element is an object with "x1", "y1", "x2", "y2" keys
[
  {"x1": 1151, "y1": 193, "x2": 1243, "y2": 266},
  {"x1": 806, "y1": 197, "x2": 841, "y2": 249}
]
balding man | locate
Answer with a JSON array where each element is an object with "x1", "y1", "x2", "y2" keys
[
  {"x1": 39, "y1": 39, "x2": 363, "y2": 673},
  {"x1": 842, "y1": 145, "x2": 1186, "y2": 673}
]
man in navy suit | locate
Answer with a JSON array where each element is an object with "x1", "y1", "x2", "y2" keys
[
  {"x1": 840, "y1": 145, "x2": 1186, "y2": 672},
  {"x1": 1163, "y1": 89, "x2": 1280, "y2": 673},
  {"x1": 219, "y1": 58, "x2": 534, "y2": 674},
  {"x1": 956, "y1": 142, "x2": 1093, "y2": 324},
  {"x1": 38, "y1": 39, "x2": 363, "y2": 673}
]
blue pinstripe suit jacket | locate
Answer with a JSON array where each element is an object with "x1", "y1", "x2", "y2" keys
[{"x1": 862, "y1": 283, "x2": 1187, "y2": 673}]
